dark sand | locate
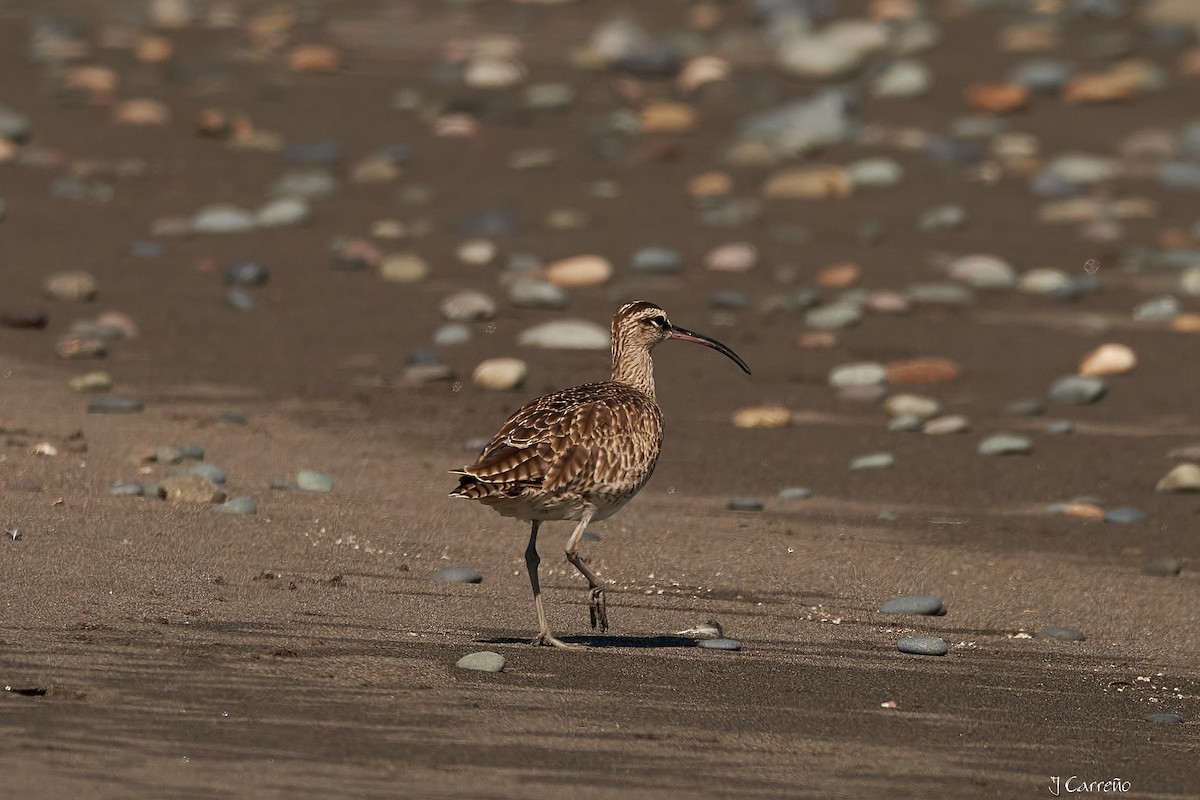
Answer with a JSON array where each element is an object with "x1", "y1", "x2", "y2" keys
[{"x1": 1, "y1": 2, "x2": 1199, "y2": 797}]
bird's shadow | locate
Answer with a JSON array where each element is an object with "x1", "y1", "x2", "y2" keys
[{"x1": 482, "y1": 634, "x2": 698, "y2": 649}]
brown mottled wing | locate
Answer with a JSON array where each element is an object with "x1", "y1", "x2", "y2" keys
[{"x1": 450, "y1": 384, "x2": 614, "y2": 496}]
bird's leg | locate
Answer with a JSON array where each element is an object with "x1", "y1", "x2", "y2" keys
[
  {"x1": 564, "y1": 507, "x2": 607, "y2": 632},
  {"x1": 525, "y1": 520, "x2": 577, "y2": 649}
]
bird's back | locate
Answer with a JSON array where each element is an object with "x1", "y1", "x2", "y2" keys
[{"x1": 450, "y1": 381, "x2": 664, "y2": 521}]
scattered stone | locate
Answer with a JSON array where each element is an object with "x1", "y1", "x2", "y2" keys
[
  {"x1": 978, "y1": 434, "x2": 1033, "y2": 455},
  {"x1": 1061, "y1": 502, "x2": 1105, "y2": 520},
  {"x1": 170, "y1": 463, "x2": 227, "y2": 485},
  {"x1": 1104, "y1": 507, "x2": 1148, "y2": 524},
  {"x1": 851, "y1": 453, "x2": 895, "y2": 470},
  {"x1": 1044, "y1": 420, "x2": 1074, "y2": 435},
  {"x1": 213, "y1": 496, "x2": 257, "y2": 515},
  {"x1": 441, "y1": 290, "x2": 496, "y2": 322},
  {"x1": 1144, "y1": 713, "x2": 1185, "y2": 724},
  {"x1": 806, "y1": 303, "x2": 862, "y2": 330},
  {"x1": 457, "y1": 238, "x2": 497, "y2": 266},
  {"x1": 1018, "y1": 268, "x2": 1074, "y2": 296},
  {"x1": 192, "y1": 204, "x2": 256, "y2": 234},
  {"x1": 885, "y1": 394, "x2": 940, "y2": 419},
  {"x1": 69, "y1": 371, "x2": 113, "y2": 393},
  {"x1": 727, "y1": 498, "x2": 763, "y2": 512},
  {"x1": 1048, "y1": 375, "x2": 1107, "y2": 405},
  {"x1": 923, "y1": 415, "x2": 970, "y2": 435},
  {"x1": 847, "y1": 157, "x2": 903, "y2": 187},
  {"x1": 631, "y1": 247, "x2": 683, "y2": 274},
  {"x1": 1155, "y1": 463, "x2": 1200, "y2": 493},
  {"x1": 917, "y1": 204, "x2": 968, "y2": 232},
  {"x1": 1133, "y1": 295, "x2": 1180, "y2": 322},
  {"x1": 907, "y1": 283, "x2": 975, "y2": 305},
  {"x1": 107, "y1": 482, "x2": 144, "y2": 497},
  {"x1": 778, "y1": 487, "x2": 812, "y2": 500},
  {"x1": 1079, "y1": 343, "x2": 1136, "y2": 377},
  {"x1": 546, "y1": 255, "x2": 612, "y2": 287},
  {"x1": 296, "y1": 470, "x2": 334, "y2": 492},
  {"x1": 431, "y1": 567, "x2": 483, "y2": 584},
  {"x1": 762, "y1": 165, "x2": 852, "y2": 199},
  {"x1": 456, "y1": 651, "x2": 505, "y2": 672},
  {"x1": 948, "y1": 254, "x2": 1016, "y2": 289},
  {"x1": 1143, "y1": 558, "x2": 1183, "y2": 577},
  {"x1": 897, "y1": 636, "x2": 948, "y2": 656},
  {"x1": 732, "y1": 405, "x2": 790, "y2": 429},
  {"x1": 44, "y1": 271, "x2": 98, "y2": 303},
  {"x1": 829, "y1": 362, "x2": 886, "y2": 388},
  {"x1": 288, "y1": 43, "x2": 341, "y2": 73},
  {"x1": 889, "y1": 414, "x2": 923, "y2": 432},
  {"x1": 87, "y1": 396, "x2": 143, "y2": 414},
  {"x1": 473, "y1": 358, "x2": 527, "y2": 391},
  {"x1": 886, "y1": 358, "x2": 961, "y2": 385},
  {"x1": 226, "y1": 288, "x2": 256, "y2": 311},
  {"x1": 1035, "y1": 625, "x2": 1086, "y2": 641},
  {"x1": 159, "y1": 474, "x2": 226, "y2": 504},
  {"x1": 517, "y1": 320, "x2": 609, "y2": 350},
  {"x1": 698, "y1": 638, "x2": 742, "y2": 651},
  {"x1": 379, "y1": 254, "x2": 429, "y2": 283},
  {"x1": 872, "y1": 59, "x2": 931, "y2": 98},
  {"x1": 257, "y1": 197, "x2": 311, "y2": 228},
  {"x1": 880, "y1": 595, "x2": 946, "y2": 616},
  {"x1": 705, "y1": 242, "x2": 757, "y2": 272}
]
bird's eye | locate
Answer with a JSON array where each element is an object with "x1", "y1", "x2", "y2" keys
[{"x1": 648, "y1": 315, "x2": 668, "y2": 328}]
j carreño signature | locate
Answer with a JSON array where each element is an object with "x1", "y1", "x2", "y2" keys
[{"x1": 1049, "y1": 776, "x2": 1131, "y2": 796}]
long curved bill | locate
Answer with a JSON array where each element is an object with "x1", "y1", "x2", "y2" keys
[{"x1": 668, "y1": 325, "x2": 752, "y2": 375}]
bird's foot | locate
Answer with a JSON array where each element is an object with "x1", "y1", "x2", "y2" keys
[
  {"x1": 588, "y1": 586, "x2": 608, "y2": 632},
  {"x1": 531, "y1": 632, "x2": 582, "y2": 649}
]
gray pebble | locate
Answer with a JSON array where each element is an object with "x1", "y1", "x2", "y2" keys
[
  {"x1": 212, "y1": 496, "x2": 257, "y2": 515},
  {"x1": 129, "y1": 240, "x2": 164, "y2": 258},
  {"x1": 906, "y1": 282, "x2": 975, "y2": 305},
  {"x1": 631, "y1": 247, "x2": 683, "y2": 274},
  {"x1": 433, "y1": 323, "x2": 472, "y2": 347},
  {"x1": 1143, "y1": 558, "x2": 1182, "y2": 577},
  {"x1": 1006, "y1": 398, "x2": 1046, "y2": 416},
  {"x1": 698, "y1": 638, "x2": 742, "y2": 651},
  {"x1": 778, "y1": 486, "x2": 812, "y2": 500},
  {"x1": 806, "y1": 302, "x2": 862, "y2": 330},
  {"x1": 192, "y1": 205, "x2": 256, "y2": 234},
  {"x1": 271, "y1": 169, "x2": 337, "y2": 199},
  {"x1": 897, "y1": 636, "x2": 948, "y2": 656},
  {"x1": 851, "y1": 453, "x2": 895, "y2": 470},
  {"x1": 269, "y1": 477, "x2": 296, "y2": 490},
  {"x1": 508, "y1": 280, "x2": 567, "y2": 310},
  {"x1": 889, "y1": 413, "x2": 924, "y2": 432},
  {"x1": 107, "y1": 482, "x2": 144, "y2": 497},
  {"x1": 178, "y1": 444, "x2": 205, "y2": 460},
  {"x1": 87, "y1": 396, "x2": 144, "y2": 414},
  {"x1": 224, "y1": 262, "x2": 269, "y2": 286},
  {"x1": 296, "y1": 470, "x2": 334, "y2": 492},
  {"x1": 456, "y1": 651, "x2": 505, "y2": 672},
  {"x1": 880, "y1": 595, "x2": 946, "y2": 616},
  {"x1": 282, "y1": 140, "x2": 342, "y2": 165},
  {"x1": 1144, "y1": 713, "x2": 1184, "y2": 724},
  {"x1": 431, "y1": 567, "x2": 483, "y2": 584},
  {"x1": 1132, "y1": 295, "x2": 1180, "y2": 322},
  {"x1": 0, "y1": 102, "x2": 32, "y2": 141},
  {"x1": 1009, "y1": 58, "x2": 1073, "y2": 93},
  {"x1": 727, "y1": 497, "x2": 763, "y2": 512},
  {"x1": 257, "y1": 197, "x2": 312, "y2": 228},
  {"x1": 978, "y1": 434, "x2": 1033, "y2": 456},
  {"x1": 170, "y1": 463, "x2": 227, "y2": 485},
  {"x1": 459, "y1": 208, "x2": 517, "y2": 237},
  {"x1": 1044, "y1": 420, "x2": 1074, "y2": 435},
  {"x1": 1036, "y1": 625, "x2": 1086, "y2": 641},
  {"x1": 917, "y1": 203, "x2": 967, "y2": 232},
  {"x1": 1104, "y1": 507, "x2": 1147, "y2": 524},
  {"x1": 226, "y1": 287, "x2": 257, "y2": 311},
  {"x1": 1158, "y1": 161, "x2": 1200, "y2": 191},
  {"x1": 1048, "y1": 375, "x2": 1108, "y2": 405}
]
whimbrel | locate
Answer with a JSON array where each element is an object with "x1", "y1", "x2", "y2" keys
[{"x1": 450, "y1": 301, "x2": 751, "y2": 648}]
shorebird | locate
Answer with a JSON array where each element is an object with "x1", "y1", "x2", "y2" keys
[{"x1": 450, "y1": 301, "x2": 751, "y2": 648}]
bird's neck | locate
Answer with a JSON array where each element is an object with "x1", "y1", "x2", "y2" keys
[{"x1": 611, "y1": 341, "x2": 656, "y2": 399}]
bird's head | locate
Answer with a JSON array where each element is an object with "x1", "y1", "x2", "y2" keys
[{"x1": 614, "y1": 301, "x2": 751, "y2": 375}]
